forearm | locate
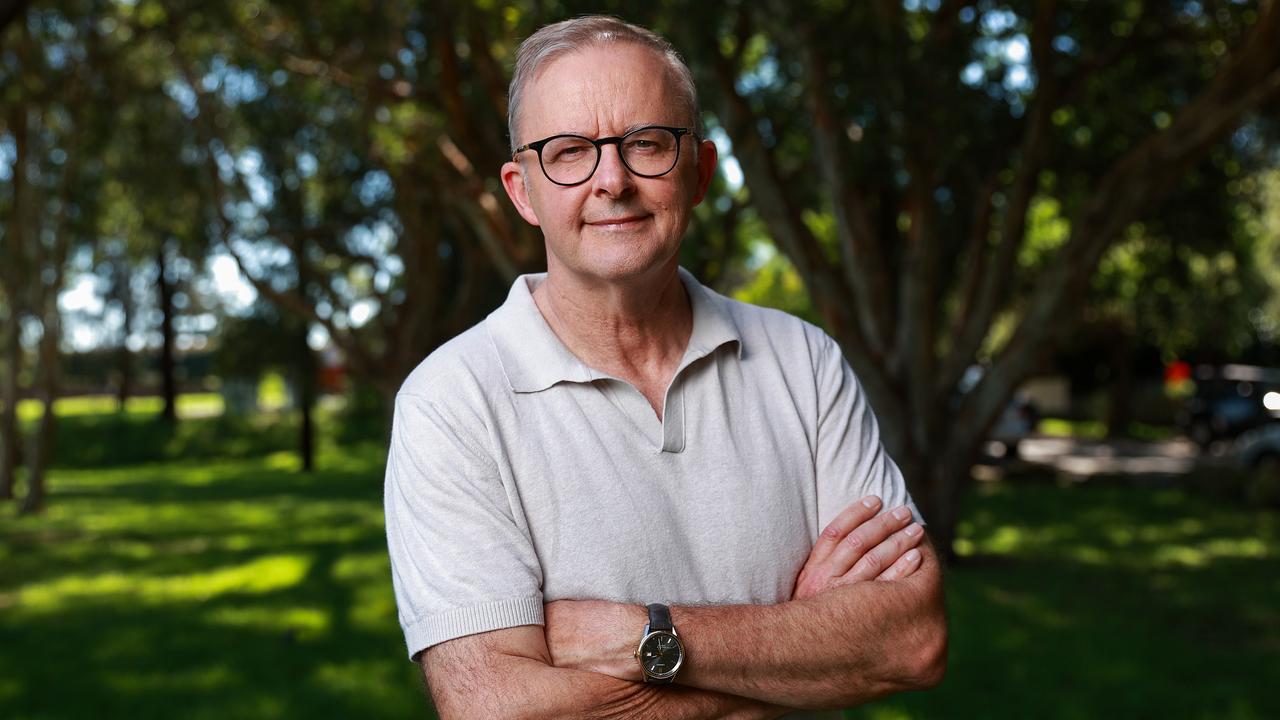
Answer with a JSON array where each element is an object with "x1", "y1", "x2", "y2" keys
[
  {"x1": 423, "y1": 628, "x2": 790, "y2": 720},
  {"x1": 675, "y1": 553, "x2": 947, "y2": 709}
]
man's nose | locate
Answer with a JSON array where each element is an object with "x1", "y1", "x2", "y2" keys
[{"x1": 591, "y1": 143, "x2": 636, "y2": 197}]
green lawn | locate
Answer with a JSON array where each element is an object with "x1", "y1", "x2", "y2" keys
[
  {"x1": 852, "y1": 480, "x2": 1279, "y2": 720},
  {"x1": 1, "y1": 409, "x2": 1277, "y2": 718},
  {"x1": 15, "y1": 394, "x2": 226, "y2": 422}
]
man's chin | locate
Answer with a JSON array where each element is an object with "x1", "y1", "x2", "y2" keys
[{"x1": 560, "y1": 252, "x2": 679, "y2": 286}]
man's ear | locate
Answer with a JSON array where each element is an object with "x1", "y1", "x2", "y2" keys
[
  {"x1": 690, "y1": 138, "x2": 718, "y2": 206},
  {"x1": 500, "y1": 160, "x2": 542, "y2": 227}
]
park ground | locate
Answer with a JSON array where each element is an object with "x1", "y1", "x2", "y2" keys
[{"x1": 0, "y1": 397, "x2": 1277, "y2": 719}]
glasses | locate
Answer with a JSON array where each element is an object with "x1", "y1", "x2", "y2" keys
[{"x1": 513, "y1": 125, "x2": 695, "y2": 186}]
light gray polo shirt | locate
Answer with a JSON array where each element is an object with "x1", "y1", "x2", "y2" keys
[{"x1": 385, "y1": 267, "x2": 922, "y2": 709}]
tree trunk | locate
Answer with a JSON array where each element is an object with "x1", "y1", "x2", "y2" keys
[
  {"x1": 114, "y1": 260, "x2": 134, "y2": 411},
  {"x1": 20, "y1": 307, "x2": 58, "y2": 515},
  {"x1": 296, "y1": 241, "x2": 315, "y2": 473},
  {"x1": 298, "y1": 348, "x2": 315, "y2": 472},
  {"x1": 0, "y1": 313, "x2": 21, "y2": 501},
  {"x1": 1105, "y1": 323, "x2": 1135, "y2": 440},
  {"x1": 156, "y1": 243, "x2": 177, "y2": 423},
  {"x1": 1, "y1": 96, "x2": 30, "y2": 502},
  {"x1": 890, "y1": 410, "x2": 981, "y2": 567}
]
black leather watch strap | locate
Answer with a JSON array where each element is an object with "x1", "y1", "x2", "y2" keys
[{"x1": 646, "y1": 603, "x2": 674, "y2": 632}]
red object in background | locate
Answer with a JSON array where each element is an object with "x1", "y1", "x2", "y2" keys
[
  {"x1": 319, "y1": 363, "x2": 346, "y2": 393},
  {"x1": 1165, "y1": 361, "x2": 1191, "y2": 384}
]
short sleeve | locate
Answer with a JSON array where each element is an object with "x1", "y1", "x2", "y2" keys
[
  {"x1": 384, "y1": 392, "x2": 544, "y2": 660},
  {"x1": 810, "y1": 329, "x2": 925, "y2": 532}
]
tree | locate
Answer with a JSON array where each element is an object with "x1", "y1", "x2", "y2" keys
[
  {"x1": 142, "y1": 0, "x2": 551, "y2": 418},
  {"x1": 678, "y1": 0, "x2": 1280, "y2": 555},
  {"x1": 0, "y1": 1, "x2": 103, "y2": 512}
]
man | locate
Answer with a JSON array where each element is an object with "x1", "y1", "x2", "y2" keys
[{"x1": 384, "y1": 16, "x2": 947, "y2": 719}]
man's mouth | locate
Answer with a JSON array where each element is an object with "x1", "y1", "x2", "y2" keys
[{"x1": 586, "y1": 215, "x2": 649, "y2": 230}]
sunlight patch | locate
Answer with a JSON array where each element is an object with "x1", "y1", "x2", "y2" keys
[
  {"x1": 264, "y1": 451, "x2": 299, "y2": 470},
  {"x1": 17, "y1": 554, "x2": 311, "y2": 613},
  {"x1": 207, "y1": 605, "x2": 329, "y2": 640}
]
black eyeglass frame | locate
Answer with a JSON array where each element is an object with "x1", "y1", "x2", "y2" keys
[{"x1": 512, "y1": 125, "x2": 697, "y2": 187}]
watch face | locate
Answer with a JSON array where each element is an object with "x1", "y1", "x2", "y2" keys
[{"x1": 640, "y1": 632, "x2": 683, "y2": 677}]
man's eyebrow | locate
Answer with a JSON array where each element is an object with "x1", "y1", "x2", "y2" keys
[
  {"x1": 551, "y1": 123, "x2": 668, "y2": 138},
  {"x1": 622, "y1": 122, "x2": 661, "y2": 134}
]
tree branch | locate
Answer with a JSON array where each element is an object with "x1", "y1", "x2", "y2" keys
[
  {"x1": 937, "y1": 0, "x2": 1061, "y2": 403},
  {"x1": 802, "y1": 37, "x2": 893, "y2": 360},
  {"x1": 701, "y1": 20, "x2": 904, "y2": 444}
]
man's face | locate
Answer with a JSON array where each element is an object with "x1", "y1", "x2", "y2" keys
[{"x1": 501, "y1": 43, "x2": 717, "y2": 286}]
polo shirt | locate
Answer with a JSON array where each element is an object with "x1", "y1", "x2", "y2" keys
[{"x1": 384, "y1": 267, "x2": 923, "y2": 708}]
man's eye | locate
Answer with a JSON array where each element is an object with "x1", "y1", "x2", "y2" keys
[{"x1": 547, "y1": 144, "x2": 591, "y2": 163}]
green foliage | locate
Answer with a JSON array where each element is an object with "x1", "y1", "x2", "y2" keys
[
  {"x1": 1016, "y1": 197, "x2": 1071, "y2": 271},
  {"x1": 1242, "y1": 171, "x2": 1280, "y2": 348},
  {"x1": 1089, "y1": 217, "x2": 1271, "y2": 358},
  {"x1": 334, "y1": 381, "x2": 390, "y2": 445},
  {"x1": 213, "y1": 304, "x2": 307, "y2": 381},
  {"x1": 731, "y1": 244, "x2": 821, "y2": 326},
  {"x1": 40, "y1": 408, "x2": 297, "y2": 469},
  {"x1": 10, "y1": 391, "x2": 355, "y2": 468}
]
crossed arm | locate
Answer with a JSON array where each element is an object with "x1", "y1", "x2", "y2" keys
[{"x1": 420, "y1": 496, "x2": 948, "y2": 718}]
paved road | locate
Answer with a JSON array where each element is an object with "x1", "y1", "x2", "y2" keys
[{"x1": 1011, "y1": 436, "x2": 1200, "y2": 480}]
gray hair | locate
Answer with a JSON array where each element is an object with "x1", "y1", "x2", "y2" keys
[{"x1": 507, "y1": 16, "x2": 703, "y2": 152}]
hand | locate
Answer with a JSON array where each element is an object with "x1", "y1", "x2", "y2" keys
[
  {"x1": 792, "y1": 495, "x2": 925, "y2": 600},
  {"x1": 544, "y1": 599, "x2": 646, "y2": 682}
]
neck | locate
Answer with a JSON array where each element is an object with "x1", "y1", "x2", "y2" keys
[{"x1": 531, "y1": 259, "x2": 692, "y2": 378}]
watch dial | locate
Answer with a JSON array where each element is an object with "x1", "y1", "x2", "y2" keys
[{"x1": 641, "y1": 633, "x2": 682, "y2": 675}]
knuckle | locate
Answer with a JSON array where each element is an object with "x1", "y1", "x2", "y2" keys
[
  {"x1": 820, "y1": 524, "x2": 845, "y2": 542},
  {"x1": 861, "y1": 551, "x2": 883, "y2": 574},
  {"x1": 840, "y1": 532, "x2": 865, "y2": 552}
]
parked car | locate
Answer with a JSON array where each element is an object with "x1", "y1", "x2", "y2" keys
[{"x1": 1177, "y1": 364, "x2": 1280, "y2": 449}]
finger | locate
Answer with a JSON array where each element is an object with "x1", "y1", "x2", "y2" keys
[
  {"x1": 875, "y1": 547, "x2": 923, "y2": 582},
  {"x1": 824, "y1": 505, "x2": 916, "y2": 578},
  {"x1": 843, "y1": 521, "x2": 924, "y2": 582},
  {"x1": 808, "y1": 496, "x2": 883, "y2": 567}
]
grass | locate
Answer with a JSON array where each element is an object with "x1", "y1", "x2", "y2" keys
[
  {"x1": 849, "y1": 481, "x2": 1279, "y2": 720},
  {"x1": 0, "y1": 444, "x2": 421, "y2": 720},
  {"x1": 15, "y1": 394, "x2": 225, "y2": 423},
  {"x1": 1036, "y1": 417, "x2": 1179, "y2": 441},
  {"x1": 13, "y1": 371, "x2": 295, "y2": 422},
  {"x1": 1, "y1": 399, "x2": 1277, "y2": 718}
]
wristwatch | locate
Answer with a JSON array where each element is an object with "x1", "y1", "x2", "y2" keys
[{"x1": 635, "y1": 603, "x2": 685, "y2": 683}]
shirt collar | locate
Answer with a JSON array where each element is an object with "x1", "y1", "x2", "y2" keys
[{"x1": 486, "y1": 266, "x2": 743, "y2": 394}]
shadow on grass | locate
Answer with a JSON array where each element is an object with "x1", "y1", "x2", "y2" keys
[
  {"x1": 47, "y1": 413, "x2": 305, "y2": 469},
  {"x1": 0, "y1": 559, "x2": 426, "y2": 719}
]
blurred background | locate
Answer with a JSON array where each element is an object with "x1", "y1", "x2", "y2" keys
[{"x1": 2, "y1": 0, "x2": 1279, "y2": 717}]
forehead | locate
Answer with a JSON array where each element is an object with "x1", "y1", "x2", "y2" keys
[{"x1": 520, "y1": 43, "x2": 683, "y2": 139}]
